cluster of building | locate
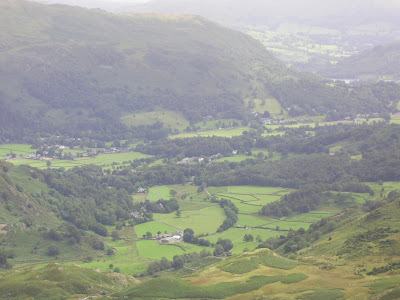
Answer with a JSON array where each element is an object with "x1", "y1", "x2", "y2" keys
[{"x1": 157, "y1": 232, "x2": 182, "y2": 243}]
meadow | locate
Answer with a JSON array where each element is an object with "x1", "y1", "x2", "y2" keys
[
  {"x1": 169, "y1": 127, "x2": 251, "y2": 139},
  {"x1": 244, "y1": 98, "x2": 286, "y2": 117},
  {"x1": 10, "y1": 151, "x2": 153, "y2": 170},
  {"x1": 153, "y1": 205, "x2": 226, "y2": 235},
  {"x1": 0, "y1": 144, "x2": 38, "y2": 158},
  {"x1": 147, "y1": 185, "x2": 173, "y2": 201},
  {"x1": 121, "y1": 110, "x2": 190, "y2": 131},
  {"x1": 134, "y1": 221, "x2": 176, "y2": 237}
]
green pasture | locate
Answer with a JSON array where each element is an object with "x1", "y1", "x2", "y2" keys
[
  {"x1": 178, "y1": 199, "x2": 215, "y2": 212},
  {"x1": 237, "y1": 214, "x2": 269, "y2": 227},
  {"x1": 169, "y1": 127, "x2": 250, "y2": 139},
  {"x1": 214, "y1": 155, "x2": 255, "y2": 163},
  {"x1": 205, "y1": 227, "x2": 281, "y2": 254},
  {"x1": 147, "y1": 185, "x2": 173, "y2": 201},
  {"x1": 136, "y1": 240, "x2": 187, "y2": 260},
  {"x1": 0, "y1": 144, "x2": 38, "y2": 158},
  {"x1": 209, "y1": 186, "x2": 291, "y2": 215},
  {"x1": 65, "y1": 237, "x2": 146, "y2": 275},
  {"x1": 224, "y1": 186, "x2": 291, "y2": 195},
  {"x1": 153, "y1": 205, "x2": 226, "y2": 235},
  {"x1": 366, "y1": 181, "x2": 400, "y2": 200},
  {"x1": 286, "y1": 211, "x2": 335, "y2": 223},
  {"x1": 121, "y1": 110, "x2": 190, "y2": 130},
  {"x1": 244, "y1": 98, "x2": 285, "y2": 117},
  {"x1": 10, "y1": 152, "x2": 153, "y2": 170},
  {"x1": 194, "y1": 118, "x2": 243, "y2": 130},
  {"x1": 391, "y1": 116, "x2": 400, "y2": 124},
  {"x1": 134, "y1": 221, "x2": 176, "y2": 237}
]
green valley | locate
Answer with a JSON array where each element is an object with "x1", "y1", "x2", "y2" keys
[{"x1": 0, "y1": 0, "x2": 400, "y2": 299}]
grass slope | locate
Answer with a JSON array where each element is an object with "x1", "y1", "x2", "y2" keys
[{"x1": 0, "y1": 264, "x2": 137, "y2": 300}]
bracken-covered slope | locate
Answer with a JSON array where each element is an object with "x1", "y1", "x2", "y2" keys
[{"x1": 0, "y1": 0, "x2": 399, "y2": 141}]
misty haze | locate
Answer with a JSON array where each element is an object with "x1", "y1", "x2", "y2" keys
[{"x1": 0, "y1": 0, "x2": 399, "y2": 299}]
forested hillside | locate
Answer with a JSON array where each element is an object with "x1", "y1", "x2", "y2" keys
[
  {"x1": 319, "y1": 43, "x2": 400, "y2": 81},
  {"x1": 0, "y1": 0, "x2": 399, "y2": 143}
]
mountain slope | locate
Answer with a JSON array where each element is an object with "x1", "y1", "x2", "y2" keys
[
  {"x1": 319, "y1": 43, "x2": 400, "y2": 81},
  {"x1": 0, "y1": 0, "x2": 287, "y2": 139},
  {"x1": 129, "y1": 0, "x2": 400, "y2": 26},
  {"x1": 0, "y1": 0, "x2": 399, "y2": 142}
]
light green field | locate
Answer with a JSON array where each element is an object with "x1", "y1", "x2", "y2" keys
[
  {"x1": 0, "y1": 144, "x2": 38, "y2": 158},
  {"x1": 205, "y1": 227, "x2": 281, "y2": 254},
  {"x1": 262, "y1": 220, "x2": 312, "y2": 231},
  {"x1": 214, "y1": 155, "x2": 255, "y2": 163},
  {"x1": 121, "y1": 110, "x2": 190, "y2": 130},
  {"x1": 194, "y1": 119, "x2": 243, "y2": 131},
  {"x1": 286, "y1": 211, "x2": 335, "y2": 223},
  {"x1": 153, "y1": 205, "x2": 226, "y2": 235},
  {"x1": 222, "y1": 186, "x2": 291, "y2": 195},
  {"x1": 209, "y1": 186, "x2": 291, "y2": 214},
  {"x1": 237, "y1": 214, "x2": 270, "y2": 227},
  {"x1": 136, "y1": 240, "x2": 186, "y2": 260},
  {"x1": 169, "y1": 127, "x2": 251, "y2": 139},
  {"x1": 366, "y1": 181, "x2": 400, "y2": 200},
  {"x1": 10, "y1": 152, "x2": 153, "y2": 170},
  {"x1": 147, "y1": 186, "x2": 173, "y2": 201},
  {"x1": 356, "y1": 118, "x2": 385, "y2": 125},
  {"x1": 245, "y1": 98, "x2": 285, "y2": 117},
  {"x1": 391, "y1": 116, "x2": 400, "y2": 124},
  {"x1": 134, "y1": 221, "x2": 176, "y2": 237}
]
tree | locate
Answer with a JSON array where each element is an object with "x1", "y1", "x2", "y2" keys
[
  {"x1": 172, "y1": 256, "x2": 185, "y2": 269},
  {"x1": 111, "y1": 231, "x2": 120, "y2": 241},
  {"x1": 47, "y1": 245, "x2": 60, "y2": 256},
  {"x1": 176, "y1": 210, "x2": 181, "y2": 217},
  {"x1": 217, "y1": 238, "x2": 233, "y2": 252},
  {"x1": 243, "y1": 234, "x2": 254, "y2": 242},
  {"x1": 200, "y1": 248, "x2": 211, "y2": 257},
  {"x1": 145, "y1": 231, "x2": 152, "y2": 238},
  {"x1": 0, "y1": 250, "x2": 7, "y2": 265},
  {"x1": 213, "y1": 245, "x2": 224, "y2": 256}
]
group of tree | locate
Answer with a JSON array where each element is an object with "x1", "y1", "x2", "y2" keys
[
  {"x1": 145, "y1": 249, "x2": 212, "y2": 276},
  {"x1": 182, "y1": 228, "x2": 211, "y2": 247}
]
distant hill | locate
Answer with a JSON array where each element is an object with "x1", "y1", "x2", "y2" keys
[
  {"x1": 129, "y1": 0, "x2": 400, "y2": 28},
  {"x1": 319, "y1": 43, "x2": 400, "y2": 81},
  {"x1": 0, "y1": 0, "x2": 399, "y2": 141}
]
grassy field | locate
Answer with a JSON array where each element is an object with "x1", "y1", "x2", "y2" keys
[
  {"x1": 134, "y1": 221, "x2": 176, "y2": 237},
  {"x1": 391, "y1": 115, "x2": 400, "y2": 124},
  {"x1": 214, "y1": 155, "x2": 255, "y2": 163},
  {"x1": 0, "y1": 144, "x2": 38, "y2": 158},
  {"x1": 121, "y1": 110, "x2": 190, "y2": 131},
  {"x1": 136, "y1": 240, "x2": 187, "y2": 260},
  {"x1": 169, "y1": 127, "x2": 251, "y2": 139},
  {"x1": 244, "y1": 98, "x2": 286, "y2": 117},
  {"x1": 153, "y1": 205, "x2": 225, "y2": 235},
  {"x1": 194, "y1": 118, "x2": 243, "y2": 130},
  {"x1": 204, "y1": 227, "x2": 280, "y2": 254},
  {"x1": 147, "y1": 185, "x2": 173, "y2": 201},
  {"x1": 10, "y1": 152, "x2": 153, "y2": 170}
]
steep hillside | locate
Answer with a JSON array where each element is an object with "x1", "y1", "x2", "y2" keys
[
  {"x1": 0, "y1": 264, "x2": 137, "y2": 300},
  {"x1": 319, "y1": 43, "x2": 400, "y2": 81},
  {"x1": 1, "y1": 0, "x2": 399, "y2": 142},
  {"x1": 0, "y1": 0, "x2": 286, "y2": 140},
  {"x1": 130, "y1": 0, "x2": 400, "y2": 26}
]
